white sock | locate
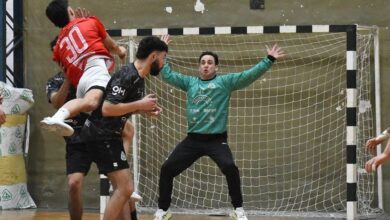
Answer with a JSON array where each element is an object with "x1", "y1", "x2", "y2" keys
[{"x1": 52, "y1": 107, "x2": 70, "y2": 120}]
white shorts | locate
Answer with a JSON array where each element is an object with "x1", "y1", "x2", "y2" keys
[{"x1": 76, "y1": 56, "x2": 111, "y2": 98}]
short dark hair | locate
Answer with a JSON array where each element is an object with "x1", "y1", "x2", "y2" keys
[
  {"x1": 50, "y1": 36, "x2": 58, "y2": 51},
  {"x1": 46, "y1": 0, "x2": 70, "y2": 28},
  {"x1": 136, "y1": 36, "x2": 168, "y2": 60},
  {"x1": 199, "y1": 51, "x2": 219, "y2": 65}
]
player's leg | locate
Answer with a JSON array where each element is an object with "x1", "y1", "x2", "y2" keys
[
  {"x1": 109, "y1": 170, "x2": 132, "y2": 220},
  {"x1": 61, "y1": 56, "x2": 110, "y2": 115},
  {"x1": 122, "y1": 120, "x2": 140, "y2": 219},
  {"x1": 67, "y1": 172, "x2": 84, "y2": 220},
  {"x1": 154, "y1": 136, "x2": 202, "y2": 220},
  {"x1": 122, "y1": 120, "x2": 142, "y2": 203},
  {"x1": 40, "y1": 88, "x2": 104, "y2": 136},
  {"x1": 105, "y1": 169, "x2": 133, "y2": 220},
  {"x1": 66, "y1": 142, "x2": 92, "y2": 220},
  {"x1": 41, "y1": 57, "x2": 109, "y2": 136},
  {"x1": 62, "y1": 88, "x2": 104, "y2": 116},
  {"x1": 93, "y1": 138, "x2": 132, "y2": 220},
  {"x1": 206, "y1": 138, "x2": 247, "y2": 220}
]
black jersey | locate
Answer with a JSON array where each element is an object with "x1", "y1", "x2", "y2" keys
[
  {"x1": 81, "y1": 63, "x2": 145, "y2": 141},
  {"x1": 46, "y1": 72, "x2": 88, "y2": 144}
]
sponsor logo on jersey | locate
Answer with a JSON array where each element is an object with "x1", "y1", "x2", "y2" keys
[
  {"x1": 193, "y1": 95, "x2": 212, "y2": 105},
  {"x1": 208, "y1": 83, "x2": 216, "y2": 89},
  {"x1": 112, "y1": 86, "x2": 126, "y2": 96}
]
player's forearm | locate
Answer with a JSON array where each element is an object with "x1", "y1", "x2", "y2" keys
[
  {"x1": 110, "y1": 44, "x2": 123, "y2": 56},
  {"x1": 103, "y1": 35, "x2": 121, "y2": 55},
  {"x1": 50, "y1": 81, "x2": 71, "y2": 109},
  {"x1": 376, "y1": 127, "x2": 390, "y2": 143},
  {"x1": 243, "y1": 56, "x2": 274, "y2": 80},
  {"x1": 382, "y1": 138, "x2": 390, "y2": 156},
  {"x1": 102, "y1": 101, "x2": 142, "y2": 117},
  {"x1": 232, "y1": 56, "x2": 274, "y2": 89}
]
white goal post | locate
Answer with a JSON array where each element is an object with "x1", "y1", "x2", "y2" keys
[{"x1": 107, "y1": 25, "x2": 381, "y2": 219}]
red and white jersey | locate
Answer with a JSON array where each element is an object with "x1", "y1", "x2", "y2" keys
[{"x1": 53, "y1": 16, "x2": 114, "y2": 87}]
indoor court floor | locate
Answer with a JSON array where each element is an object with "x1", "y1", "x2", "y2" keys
[{"x1": 0, "y1": 209, "x2": 347, "y2": 220}]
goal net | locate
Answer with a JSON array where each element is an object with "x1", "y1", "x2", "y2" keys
[{"x1": 113, "y1": 26, "x2": 380, "y2": 218}]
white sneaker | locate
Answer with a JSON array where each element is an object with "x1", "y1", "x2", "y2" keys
[
  {"x1": 40, "y1": 117, "x2": 74, "y2": 136},
  {"x1": 153, "y1": 209, "x2": 172, "y2": 220},
  {"x1": 130, "y1": 191, "x2": 142, "y2": 202},
  {"x1": 230, "y1": 207, "x2": 248, "y2": 220}
]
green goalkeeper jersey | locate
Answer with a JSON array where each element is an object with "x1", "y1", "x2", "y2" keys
[{"x1": 160, "y1": 56, "x2": 274, "y2": 134}]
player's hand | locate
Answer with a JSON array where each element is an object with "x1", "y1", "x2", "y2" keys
[
  {"x1": 117, "y1": 46, "x2": 127, "y2": 60},
  {"x1": 147, "y1": 106, "x2": 162, "y2": 117},
  {"x1": 161, "y1": 35, "x2": 172, "y2": 45},
  {"x1": 138, "y1": 94, "x2": 158, "y2": 111},
  {"x1": 74, "y1": 7, "x2": 91, "y2": 18},
  {"x1": 365, "y1": 153, "x2": 389, "y2": 173},
  {"x1": 266, "y1": 44, "x2": 285, "y2": 60},
  {"x1": 0, "y1": 109, "x2": 6, "y2": 125},
  {"x1": 365, "y1": 137, "x2": 381, "y2": 153}
]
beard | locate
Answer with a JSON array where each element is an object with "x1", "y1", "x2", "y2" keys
[{"x1": 150, "y1": 60, "x2": 161, "y2": 76}]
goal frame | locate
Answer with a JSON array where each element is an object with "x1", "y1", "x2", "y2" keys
[{"x1": 105, "y1": 25, "x2": 381, "y2": 220}]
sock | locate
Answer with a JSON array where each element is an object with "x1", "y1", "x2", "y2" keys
[
  {"x1": 130, "y1": 210, "x2": 137, "y2": 220},
  {"x1": 52, "y1": 107, "x2": 70, "y2": 120}
]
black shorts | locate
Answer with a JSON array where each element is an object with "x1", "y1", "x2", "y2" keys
[
  {"x1": 66, "y1": 142, "x2": 93, "y2": 175},
  {"x1": 86, "y1": 138, "x2": 129, "y2": 175}
]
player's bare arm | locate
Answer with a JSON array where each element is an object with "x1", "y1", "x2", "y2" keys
[
  {"x1": 102, "y1": 94, "x2": 158, "y2": 117},
  {"x1": 103, "y1": 35, "x2": 126, "y2": 60},
  {"x1": 365, "y1": 152, "x2": 390, "y2": 173},
  {"x1": 50, "y1": 78, "x2": 71, "y2": 109},
  {"x1": 366, "y1": 127, "x2": 390, "y2": 152},
  {"x1": 365, "y1": 130, "x2": 390, "y2": 172}
]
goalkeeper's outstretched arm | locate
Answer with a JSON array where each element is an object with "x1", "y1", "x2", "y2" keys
[{"x1": 224, "y1": 44, "x2": 285, "y2": 91}]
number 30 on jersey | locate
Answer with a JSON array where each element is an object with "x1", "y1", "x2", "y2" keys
[{"x1": 59, "y1": 26, "x2": 88, "y2": 63}]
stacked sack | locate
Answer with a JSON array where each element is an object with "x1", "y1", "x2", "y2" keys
[{"x1": 0, "y1": 81, "x2": 36, "y2": 209}]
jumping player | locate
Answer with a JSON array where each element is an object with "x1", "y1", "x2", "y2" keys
[
  {"x1": 47, "y1": 36, "x2": 140, "y2": 220},
  {"x1": 41, "y1": 0, "x2": 126, "y2": 136}
]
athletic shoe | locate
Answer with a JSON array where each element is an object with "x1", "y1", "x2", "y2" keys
[
  {"x1": 230, "y1": 207, "x2": 248, "y2": 220},
  {"x1": 130, "y1": 191, "x2": 142, "y2": 202},
  {"x1": 40, "y1": 117, "x2": 74, "y2": 136},
  {"x1": 153, "y1": 209, "x2": 172, "y2": 220}
]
